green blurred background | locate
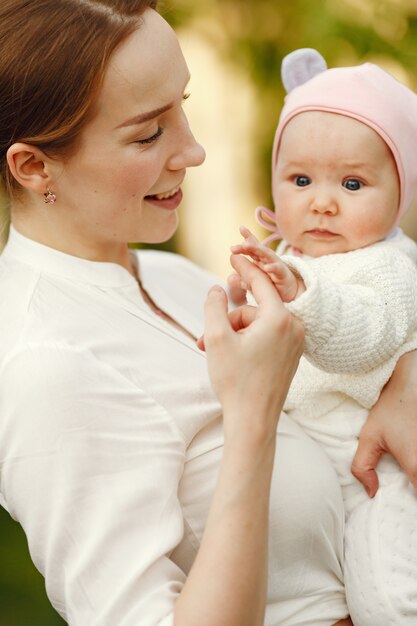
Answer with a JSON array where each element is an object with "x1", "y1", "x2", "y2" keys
[{"x1": 1, "y1": 0, "x2": 417, "y2": 623}]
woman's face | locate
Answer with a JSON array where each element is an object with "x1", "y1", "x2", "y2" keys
[{"x1": 52, "y1": 9, "x2": 205, "y2": 256}]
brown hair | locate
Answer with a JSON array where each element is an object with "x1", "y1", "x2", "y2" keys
[{"x1": 0, "y1": 0, "x2": 158, "y2": 196}]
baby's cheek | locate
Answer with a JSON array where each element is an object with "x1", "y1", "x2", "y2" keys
[
  {"x1": 274, "y1": 197, "x2": 298, "y2": 240},
  {"x1": 350, "y1": 214, "x2": 392, "y2": 247},
  {"x1": 274, "y1": 206, "x2": 288, "y2": 235}
]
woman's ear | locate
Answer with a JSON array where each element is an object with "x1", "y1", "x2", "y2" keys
[{"x1": 6, "y1": 143, "x2": 54, "y2": 194}]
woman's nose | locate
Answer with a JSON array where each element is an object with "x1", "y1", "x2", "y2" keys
[{"x1": 167, "y1": 113, "x2": 206, "y2": 171}]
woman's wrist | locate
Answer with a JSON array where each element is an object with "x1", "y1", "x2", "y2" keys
[
  {"x1": 175, "y1": 419, "x2": 275, "y2": 626},
  {"x1": 222, "y1": 403, "x2": 281, "y2": 452},
  {"x1": 387, "y1": 351, "x2": 417, "y2": 395}
]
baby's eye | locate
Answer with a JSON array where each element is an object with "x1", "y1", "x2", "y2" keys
[
  {"x1": 295, "y1": 175, "x2": 311, "y2": 187},
  {"x1": 343, "y1": 178, "x2": 362, "y2": 191}
]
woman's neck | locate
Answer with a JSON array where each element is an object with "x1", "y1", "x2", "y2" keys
[{"x1": 11, "y1": 207, "x2": 135, "y2": 275}]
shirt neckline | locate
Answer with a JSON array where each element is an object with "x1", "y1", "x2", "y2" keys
[{"x1": 2, "y1": 225, "x2": 139, "y2": 288}]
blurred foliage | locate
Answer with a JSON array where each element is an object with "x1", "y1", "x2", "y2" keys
[
  {"x1": 3, "y1": 0, "x2": 417, "y2": 623},
  {"x1": 0, "y1": 507, "x2": 66, "y2": 625},
  {"x1": 163, "y1": 0, "x2": 417, "y2": 212}
]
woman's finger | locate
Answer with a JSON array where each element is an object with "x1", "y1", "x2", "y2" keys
[
  {"x1": 227, "y1": 272, "x2": 248, "y2": 306},
  {"x1": 198, "y1": 304, "x2": 258, "y2": 351},
  {"x1": 230, "y1": 254, "x2": 285, "y2": 311},
  {"x1": 351, "y1": 433, "x2": 382, "y2": 498},
  {"x1": 227, "y1": 305, "x2": 258, "y2": 332},
  {"x1": 203, "y1": 285, "x2": 232, "y2": 347}
]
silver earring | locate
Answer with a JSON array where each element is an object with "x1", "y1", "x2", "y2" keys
[{"x1": 44, "y1": 189, "x2": 57, "y2": 204}]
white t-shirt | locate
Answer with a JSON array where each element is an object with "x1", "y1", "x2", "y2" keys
[{"x1": 0, "y1": 226, "x2": 348, "y2": 625}]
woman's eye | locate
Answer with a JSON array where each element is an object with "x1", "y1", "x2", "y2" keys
[
  {"x1": 136, "y1": 126, "x2": 164, "y2": 145},
  {"x1": 295, "y1": 175, "x2": 311, "y2": 187},
  {"x1": 343, "y1": 178, "x2": 362, "y2": 191}
]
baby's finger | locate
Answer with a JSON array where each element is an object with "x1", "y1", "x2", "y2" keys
[
  {"x1": 264, "y1": 261, "x2": 289, "y2": 279},
  {"x1": 230, "y1": 243, "x2": 247, "y2": 254},
  {"x1": 239, "y1": 225, "x2": 260, "y2": 246},
  {"x1": 232, "y1": 241, "x2": 278, "y2": 268}
]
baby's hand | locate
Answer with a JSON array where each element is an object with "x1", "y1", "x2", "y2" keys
[{"x1": 231, "y1": 226, "x2": 305, "y2": 302}]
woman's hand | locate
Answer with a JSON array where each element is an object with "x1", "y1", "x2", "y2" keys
[
  {"x1": 201, "y1": 253, "x2": 304, "y2": 440},
  {"x1": 351, "y1": 351, "x2": 417, "y2": 497},
  {"x1": 177, "y1": 255, "x2": 304, "y2": 626},
  {"x1": 226, "y1": 271, "x2": 248, "y2": 306}
]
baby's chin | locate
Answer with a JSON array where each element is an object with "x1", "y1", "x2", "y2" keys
[
  {"x1": 300, "y1": 237, "x2": 390, "y2": 258},
  {"x1": 292, "y1": 236, "x2": 351, "y2": 258}
]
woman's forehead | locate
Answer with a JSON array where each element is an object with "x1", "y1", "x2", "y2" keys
[{"x1": 96, "y1": 10, "x2": 188, "y2": 127}]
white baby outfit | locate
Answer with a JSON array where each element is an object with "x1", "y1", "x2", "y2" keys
[
  {"x1": 0, "y1": 226, "x2": 348, "y2": 626},
  {"x1": 277, "y1": 228, "x2": 417, "y2": 626}
]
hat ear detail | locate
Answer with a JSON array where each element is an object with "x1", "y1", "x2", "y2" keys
[{"x1": 281, "y1": 48, "x2": 327, "y2": 93}]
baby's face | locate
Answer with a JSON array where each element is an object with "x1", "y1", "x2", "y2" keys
[{"x1": 273, "y1": 111, "x2": 400, "y2": 257}]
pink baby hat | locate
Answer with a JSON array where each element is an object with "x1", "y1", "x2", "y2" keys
[{"x1": 272, "y1": 48, "x2": 417, "y2": 225}]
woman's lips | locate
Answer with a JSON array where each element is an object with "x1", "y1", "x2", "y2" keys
[{"x1": 145, "y1": 188, "x2": 183, "y2": 210}]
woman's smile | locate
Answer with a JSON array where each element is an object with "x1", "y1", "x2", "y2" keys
[{"x1": 145, "y1": 183, "x2": 183, "y2": 209}]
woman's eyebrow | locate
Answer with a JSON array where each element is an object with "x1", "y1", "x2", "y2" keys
[{"x1": 115, "y1": 102, "x2": 173, "y2": 129}]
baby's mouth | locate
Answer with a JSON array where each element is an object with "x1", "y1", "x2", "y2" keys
[{"x1": 306, "y1": 228, "x2": 338, "y2": 236}]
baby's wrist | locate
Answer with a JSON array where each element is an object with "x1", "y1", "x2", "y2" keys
[{"x1": 290, "y1": 267, "x2": 306, "y2": 300}]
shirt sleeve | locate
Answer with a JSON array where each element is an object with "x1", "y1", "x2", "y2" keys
[
  {"x1": 283, "y1": 248, "x2": 417, "y2": 374},
  {"x1": 0, "y1": 343, "x2": 187, "y2": 626}
]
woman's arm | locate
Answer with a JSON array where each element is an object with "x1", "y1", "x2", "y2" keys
[
  {"x1": 352, "y1": 351, "x2": 417, "y2": 497},
  {"x1": 175, "y1": 255, "x2": 304, "y2": 626},
  {"x1": 0, "y1": 256, "x2": 305, "y2": 626}
]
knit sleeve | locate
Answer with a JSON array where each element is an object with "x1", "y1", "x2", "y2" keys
[{"x1": 282, "y1": 247, "x2": 417, "y2": 374}]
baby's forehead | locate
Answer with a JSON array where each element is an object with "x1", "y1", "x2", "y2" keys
[
  {"x1": 277, "y1": 111, "x2": 394, "y2": 166},
  {"x1": 281, "y1": 111, "x2": 373, "y2": 137}
]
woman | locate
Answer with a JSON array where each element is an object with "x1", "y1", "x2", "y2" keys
[{"x1": 0, "y1": 1, "x2": 412, "y2": 624}]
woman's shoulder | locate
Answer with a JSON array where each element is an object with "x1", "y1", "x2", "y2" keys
[
  {"x1": 0, "y1": 251, "x2": 110, "y2": 372},
  {"x1": 0, "y1": 254, "x2": 42, "y2": 359}
]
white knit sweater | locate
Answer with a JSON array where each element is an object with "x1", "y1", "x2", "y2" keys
[{"x1": 277, "y1": 229, "x2": 417, "y2": 421}]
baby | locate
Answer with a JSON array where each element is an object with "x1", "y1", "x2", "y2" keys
[{"x1": 231, "y1": 49, "x2": 417, "y2": 626}]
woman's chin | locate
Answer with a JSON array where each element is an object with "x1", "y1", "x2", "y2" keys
[{"x1": 134, "y1": 217, "x2": 179, "y2": 246}]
